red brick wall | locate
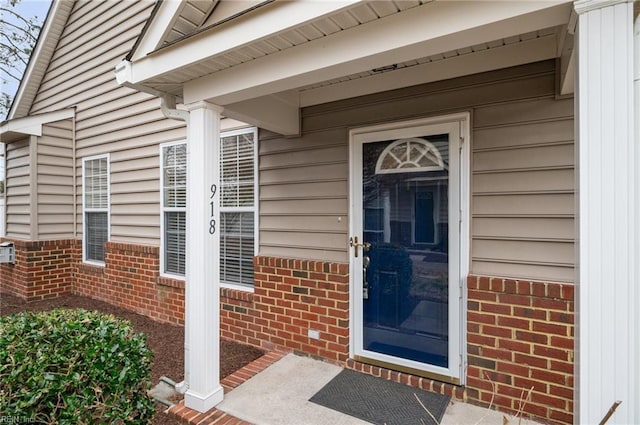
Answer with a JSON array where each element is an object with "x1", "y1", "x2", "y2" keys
[
  {"x1": 74, "y1": 241, "x2": 185, "y2": 325},
  {"x1": 1, "y1": 240, "x2": 575, "y2": 424},
  {"x1": 221, "y1": 256, "x2": 350, "y2": 362},
  {"x1": 467, "y1": 275, "x2": 574, "y2": 424},
  {"x1": 0, "y1": 239, "x2": 75, "y2": 300}
]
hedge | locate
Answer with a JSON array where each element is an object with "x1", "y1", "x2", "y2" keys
[{"x1": 0, "y1": 308, "x2": 156, "y2": 424}]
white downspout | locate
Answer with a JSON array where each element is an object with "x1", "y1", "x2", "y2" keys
[
  {"x1": 159, "y1": 93, "x2": 190, "y2": 395},
  {"x1": 116, "y1": 61, "x2": 193, "y2": 395},
  {"x1": 634, "y1": 10, "x2": 640, "y2": 423},
  {"x1": 160, "y1": 94, "x2": 189, "y2": 124}
]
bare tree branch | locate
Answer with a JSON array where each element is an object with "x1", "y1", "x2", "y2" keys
[
  {"x1": 0, "y1": 65, "x2": 23, "y2": 82},
  {"x1": 0, "y1": 0, "x2": 43, "y2": 118},
  {"x1": 0, "y1": 33, "x2": 29, "y2": 66},
  {"x1": 0, "y1": 18, "x2": 38, "y2": 44},
  {"x1": 0, "y1": 7, "x2": 40, "y2": 43}
]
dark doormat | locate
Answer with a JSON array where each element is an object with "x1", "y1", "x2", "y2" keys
[{"x1": 310, "y1": 369, "x2": 450, "y2": 425}]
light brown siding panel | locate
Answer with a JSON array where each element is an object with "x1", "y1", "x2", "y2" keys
[
  {"x1": 109, "y1": 192, "x2": 161, "y2": 206},
  {"x1": 260, "y1": 198, "x2": 347, "y2": 215},
  {"x1": 37, "y1": 121, "x2": 74, "y2": 239},
  {"x1": 472, "y1": 193, "x2": 574, "y2": 217},
  {"x1": 25, "y1": 0, "x2": 174, "y2": 245},
  {"x1": 472, "y1": 261, "x2": 574, "y2": 284},
  {"x1": 260, "y1": 145, "x2": 348, "y2": 169},
  {"x1": 262, "y1": 60, "x2": 574, "y2": 282},
  {"x1": 303, "y1": 75, "x2": 555, "y2": 132},
  {"x1": 260, "y1": 181, "x2": 348, "y2": 200},
  {"x1": 472, "y1": 239, "x2": 574, "y2": 267},
  {"x1": 260, "y1": 164, "x2": 347, "y2": 186},
  {"x1": 5, "y1": 139, "x2": 32, "y2": 239},
  {"x1": 473, "y1": 120, "x2": 573, "y2": 150},
  {"x1": 472, "y1": 169, "x2": 574, "y2": 194},
  {"x1": 473, "y1": 217, "x2": 574, "y2": 241},
  {"x1": 260, "y1": 215, "x2": 347, "y2": 233},
  {"x1": 473, "y1": 97, "x2": 573, "y2": 127},
  {"x1": 473, "y1": 143, "x2": 573, "y2": 172},
  {"x1": 259, "y1": 244, "x2": 346, "y2": 263}
]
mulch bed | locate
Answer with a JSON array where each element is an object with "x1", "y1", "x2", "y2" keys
[{"x1": 0, "y1": 293, "x2": 265, "y2": 425}]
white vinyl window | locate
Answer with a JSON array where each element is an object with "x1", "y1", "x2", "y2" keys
[
  {"x1": 82, "y1": 155, "x2": 110, "y2": 264},
  {"x1": 159, "y1": 128, "x2": 257, "y2": 286},
  {"x1": 160, "y1": 142, "x2": 187, "y2": 277},
  {"x1": 220, "y1": 128, "x2": 258, "y2": 287}
]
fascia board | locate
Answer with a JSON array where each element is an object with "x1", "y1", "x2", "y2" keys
[
  {"x1": 1, "y1": 108, "x2": 75, "y2": 139},
  {"x1": 8, "y1": 0, "x2": 73, "y2": 120},
  {"x1": 123, "y1": 0, "x2": 361, "y2": 84},
  {"x1": 182, "y1": 0, "x2": 572, "y2": 105}
]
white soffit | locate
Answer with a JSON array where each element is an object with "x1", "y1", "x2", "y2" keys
[
  {"x1": 124, "y1": 0, "x2": 572, "y2": 109},
  {"x1": 180, "y1": 0, "x2": 572, "y2": 105}
]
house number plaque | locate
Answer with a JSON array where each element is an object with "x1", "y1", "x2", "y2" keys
[{"x1": 209, "y1": 184, "x2": 217, "y2": 234}]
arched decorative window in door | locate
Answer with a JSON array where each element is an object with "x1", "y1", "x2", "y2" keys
[{"x1": 375, "y1": 137, "x2": 445, "y2": 174}]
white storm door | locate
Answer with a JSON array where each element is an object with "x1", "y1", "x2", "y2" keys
[{"x1": 349, "y1": 114, "x2": 469, "y2": 384}]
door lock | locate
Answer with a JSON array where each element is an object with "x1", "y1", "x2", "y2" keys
[{"x1": 350, "y1": 236, "x2": 371, "y2": 258}]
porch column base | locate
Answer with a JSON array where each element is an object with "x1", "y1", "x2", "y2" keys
[{"x1": 184, "y1": 386, "x2": 224, "y2": 413}]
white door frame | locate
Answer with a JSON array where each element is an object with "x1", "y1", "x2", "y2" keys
[{"x1": 348, "y1": 112, "x2": 470, "y2": 384}]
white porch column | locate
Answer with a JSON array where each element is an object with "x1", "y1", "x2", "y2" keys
[
  {"x1": 574, "y1": 1, "x2": 639, "y2": 424},
  {"x1": 184, "y1": 101, "x2": 224, "y2": 412}
]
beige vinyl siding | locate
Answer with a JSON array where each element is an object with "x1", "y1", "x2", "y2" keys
[
  {"x1": 259, "y1": 128, "x2": 349, "y2": 262},
  {"x1": 27, "y1": 0, "x2": 185, "y2": 246},
  {"x1": 261, "y1": 60, "x2": 574, "y2": 282},
  {"x1": 37, "y1": 120, "x2": 74, "y2": 239},
  {"x1": 473, "y1": 96, "x2": 574, "y2": 282},
  {"x1": 5, "y1": 138, "x2": 33, "y2": 239}
]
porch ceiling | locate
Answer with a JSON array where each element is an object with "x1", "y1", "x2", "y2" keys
[{"x1": 119, "y1": 0, "x2": 573, "y2": 135}]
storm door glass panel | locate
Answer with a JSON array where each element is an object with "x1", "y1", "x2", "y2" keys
[{"x1": 362, "y1": 135, "x2": 449, "y2": 368}]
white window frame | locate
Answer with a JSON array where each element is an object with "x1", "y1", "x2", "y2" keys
[
  {"x1": 82, "y1": 154, "x2": 110, "y2": 265},
  {"x1": 219, "y1": 127, "x2": 259, "y2": 291},
  {"x1": 158, "y1": 128, "x2": 259, "y2": 290},
  {"x1": 160, "y1": 140, "x2": 187, "y2": 279}
]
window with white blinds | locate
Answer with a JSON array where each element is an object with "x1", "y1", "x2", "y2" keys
[
  {"x1": 161, "y1": 142, "x2": 187, "y2": 276},
  {"x1": 220, "y1": 129, "x2": 257, "y2": 286},
  {"x1": 83, "y1": 155, "x2": 109, "y2": 263},
  {"x1": 160, "y1": 129, "x2": 257, "y2": 286}
]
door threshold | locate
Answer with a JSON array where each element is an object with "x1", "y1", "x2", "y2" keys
[{"x1": 353, "y1": 355, "x2": 461, "y2": 385}]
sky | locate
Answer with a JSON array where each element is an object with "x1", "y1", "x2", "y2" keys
[
  {"x1": 1, "y1": 0, "x2": 50, "y2": 182},
  {"x1": 1, "y1": 0, "x2": 52, "y2": 114}
]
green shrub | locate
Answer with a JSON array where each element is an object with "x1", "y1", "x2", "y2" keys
[{"x1": 0, "y1": 309, "x2": 156, "y2": 424}]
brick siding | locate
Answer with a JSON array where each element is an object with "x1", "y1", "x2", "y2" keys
[
  {"x1": 467, "y1": 275, "x2": 574, "y2": 424},
  {"x1": 74, "y1": 241, "x2": 185, "y2": 325},
  {"x1": 0, "y1": 239, "x2": 75, "y2": 300},
  {"x1": 221, "y1": 256, "x2": 350, "y2": 362},
  {"x1": 1, "y1": 241, "x2": 575, "y2": 424}
]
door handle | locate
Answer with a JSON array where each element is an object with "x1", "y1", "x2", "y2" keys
[{"x1": 350, "y1": 236, "x2": 371, "y2": 258}]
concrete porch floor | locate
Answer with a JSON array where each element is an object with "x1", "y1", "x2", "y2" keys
[{"x1": 167, "y1": 351, "x2": 542, "y2": 425}]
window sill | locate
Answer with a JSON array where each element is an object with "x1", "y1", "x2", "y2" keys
[
  {"x1": 78, "y1": 262, "x2": 105, "y2": 275},
  {"x1": 158, "y1": 275, "x2": 185, "y2": 289}
]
